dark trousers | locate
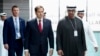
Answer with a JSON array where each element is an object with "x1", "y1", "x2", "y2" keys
[
  {"x1": 30, "y1": 53, "x2": 47, "y2": 56},
  {"x1": 8, "y1": 39, "x2": 23, "y2": 56},
  {"x1": 30, "y1": 45, "x2": 47, "y2": 56}
]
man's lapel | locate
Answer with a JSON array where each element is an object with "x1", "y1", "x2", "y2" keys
[
  {"x1": 11, "y1": 17, "x2": 15, "y2": 31},
  {"x1": 34, "y1": 18, "x2": 40, "y2": 33},
  {"x1": 19, "y1": 18, "x2": 22, "y2": 31},
  {"x1": 42, "y1": 19, "x2": 46, "y2": 33}
]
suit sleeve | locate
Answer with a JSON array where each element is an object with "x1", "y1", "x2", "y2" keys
[
  {"x1": 48, "y1": 21, "x2": 54, "y2": 49},
  {"x1": 81, "y1": 22, "x2": 87, "y2": 51},
  {"x1": 3, "y1": 20, "x2": 8, "y2": 44},
  {"x1": 24, "y1": 22, "x2": 30, "y2": 49},
  {"x1": 56, "y1": 21, "x2": 62, "y2": 51}
]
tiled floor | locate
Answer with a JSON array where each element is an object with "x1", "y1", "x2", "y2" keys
[{"x1": 85, "y1": 32, "x2": 100, "y2": 56}]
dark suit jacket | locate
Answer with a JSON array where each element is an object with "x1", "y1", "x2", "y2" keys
[
  {"x1": 3, "y1": 16, "x2": 25, "y2": 48},
  {"x1": 24, "y1": 18, "x2": 54, "y2": 54}
]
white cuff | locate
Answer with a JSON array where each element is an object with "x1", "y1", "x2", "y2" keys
[
  {"x1": 24, "y1": 49, "x2": 29, "y2": 52},
  {"x1": 50, "y1": 48, "x2": 54, "y2": 50}
]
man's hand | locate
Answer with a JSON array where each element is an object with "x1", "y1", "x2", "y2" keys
[
  {"x1": 94, "y1": 47, "x2": 98, "y2": 52},
  {"x1": 4, "y1": 44, "x2": 9, "y2": 50},
  {"x1": 25, "y1": 51, "x2": 30, "y2": 56},
  {"x1": 84, "y1": 51, "x2": 86, "y2": 56},
  {"x1": 57, "y1": 50, "x2": 64, "y2": 56},
  {"x1": 49, "y1": 49, "x2": 53, "y2": 56}
]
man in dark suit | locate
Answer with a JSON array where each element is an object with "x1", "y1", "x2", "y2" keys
[
  {"x1": 24, "y1": 5, "x2": 54, "y2": 56},
  {"x1": 3, "y1": 5, "x2": 25, "y2": 56}
]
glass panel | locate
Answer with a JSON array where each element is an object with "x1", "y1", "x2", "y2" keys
[{"x1": 32, "y1": 0, "x2": 59, "y2": 31}]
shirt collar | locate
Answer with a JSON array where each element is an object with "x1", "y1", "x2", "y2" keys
[
  {"x1": 37, "y1": 18, "x2": 43, "y2": 22},
  {"x1": 12, "y1": 16, "x2": 19, "y2": 19},
  {"x1": 12, "y1": 16, "x2": 19, "y2": 22},
  {"x1": 77, "y1": 16, "x2": 82, "y2": 20}
]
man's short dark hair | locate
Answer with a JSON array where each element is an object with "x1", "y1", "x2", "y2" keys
[
  {"x1": 35, "y1": 5, "x2": 44, "y2": 12},
  {"x1": 12, "y1": 5, "x2": 19, "y2": 11}
]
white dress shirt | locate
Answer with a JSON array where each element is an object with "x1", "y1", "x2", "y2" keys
[
  {"x1": 13, "y1": 16, "x2": 21, "y2": 39},
  {"x1": 37, "y1": 18, "x2": 43, "y2": 30}
]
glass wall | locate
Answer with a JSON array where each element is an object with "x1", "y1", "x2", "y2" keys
[
  {"x1": 31, "y1": 0, "x2": 87, "y2": 31},
  {"x1": 3, "y1": 0, "x2": 29, "y2": 21},
  {"x1": 30, "y1": 0, "x2": 100, "y2": 56}
]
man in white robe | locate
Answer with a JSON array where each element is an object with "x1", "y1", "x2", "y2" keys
[
  {"x1": 0, "y1": 12, "x2": 8, "y2": 56},
  {"x1": 77, "y1": 10, "x2": 98, "y2": 55}
]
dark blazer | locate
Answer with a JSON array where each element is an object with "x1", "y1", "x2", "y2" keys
[
  {"x1": 3, "y1": 16, "x2": 25, "y2": 47},
  {"x1": 24, "y1": 18, "x2": 54, "y2": 54}
]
